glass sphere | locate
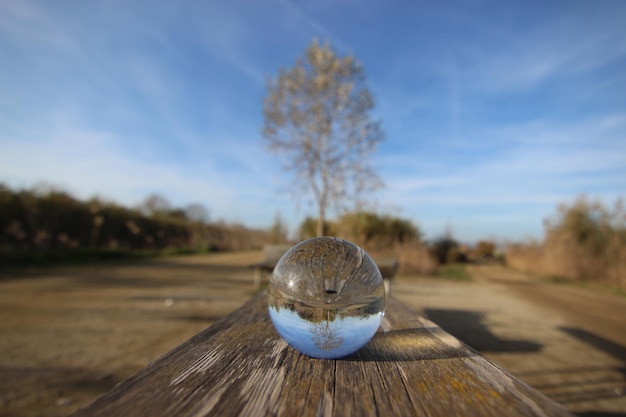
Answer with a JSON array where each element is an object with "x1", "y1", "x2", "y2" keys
[{"x1": 268, "y1": 237, "x2": 385, "y2": 359}]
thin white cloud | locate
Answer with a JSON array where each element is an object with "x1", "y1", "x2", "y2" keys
[
  {"x1": 195, "y1": 7, "x2": 266, "y2": 83},
  {"x1": 273, "y1": 0, "x2": 351, "y2": 52},
  {"x1": 0, "y1": 2, "x2": 74, "y2": 51},
  {"x1": 380, "y1": 112, "x2": 626, "y2": 224},
  {"x1": 125, "y1": 56, "x2": 179, "y2": 117},
  {"x1": 274, "y1": 0, "x2": 331, "y2": 38},
  {"x1": 468, "y1": 5, "x2": 626, "y2": 92},
  {"x1": 382, "y1": 3, "x2": 626, "y2": 100}
]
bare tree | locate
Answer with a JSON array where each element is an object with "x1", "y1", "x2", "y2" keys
[
  {"x1": 263, "y1": 39, "x2": 384, "y2": 237},
  {"x1": 138, "y1": 193, "x2": 172, "y2": 217},
  {"x1": 184, "y1": 203, "x2": 210, "y2": 224}
]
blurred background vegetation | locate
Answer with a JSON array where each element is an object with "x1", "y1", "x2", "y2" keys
[
  {"x1": 1, "y1": 182, "x2": 624, "y2": 291},
  {"x1": 0, "y1": 183, "x2": 267, "y2": 266},
  {"x1": 506, "y1": 196, "x2": 626, "y2": 290}
]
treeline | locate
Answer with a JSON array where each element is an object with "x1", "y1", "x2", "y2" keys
[
  {"x1": 506, "y1": 196, "x2": 626, "y2": 289},
  {"x1": 0, "y1": 184, "x2": 267, "y2": 263},
  {"x1": 298, "y1": 211, "x2": 420, "y2": 247},
  {"x1": 292, "y1": 211, "x2": 502, "y2": 275}
]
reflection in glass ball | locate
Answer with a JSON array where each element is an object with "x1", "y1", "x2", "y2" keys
[{"x1": 268, "y1": 237, "x2": 385, "y2": 359}]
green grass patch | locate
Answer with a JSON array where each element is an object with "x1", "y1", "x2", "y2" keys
[
  {"x1": 436, "y1": 264, "x2": 472, "y2": 281},
  {"x1": 0, "y1": 248, "x2": 151, "y2": 268},
  {"x1": 0, "y1": 246, "x2": 217, "y2": 269},
  {"x1": 544, "y1": 274, "x2": 626, "y2": 298}
]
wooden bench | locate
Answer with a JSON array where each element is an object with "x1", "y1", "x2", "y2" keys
[
  {"x1": 70, "y1": 293, "x2": 574, "y2": 417},
  {"x1": 250, "y1": 245, "x2": 399, "y2": 289}
]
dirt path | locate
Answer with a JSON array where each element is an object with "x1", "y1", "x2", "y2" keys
[
  {"x1": 393, "y1": 265, "x2": 626, "y2": 415},
  {"x1": 0, "y1": 255, "x2": 624, "y2": 416}
]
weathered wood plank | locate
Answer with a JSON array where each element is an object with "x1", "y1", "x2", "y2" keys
[{"x1": 71, "y1": 293, "x2": 573, "y2": 417}]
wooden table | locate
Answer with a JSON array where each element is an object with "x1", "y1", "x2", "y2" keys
[{"x1": 71, "y1": 293, "x2": 574, "y2": 417}]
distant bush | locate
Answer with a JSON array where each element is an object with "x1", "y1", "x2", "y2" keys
[
  {"x1": 437, "y1": 264, "x2": 472, "y2": 281},
  {"x1": 506, "y1": 196, "x2": 626, "y2": 288},
  {"x1": 298, "y1": 217, "x2": 337, "y2": 240},
  {"x1": 475, "y1": 241, "x2": 496, "y2": 260},
  {"x1": 297, "y1": 210, "x2": 436, "y2": 275},
  {"x1": 428, "y1": 234, "x2": 460, "y2": 264},
  {"x1": 335, "y1": 211, "x2": 420, "y2": 249},
  {"x1": 0, "y1": 183, "x2": 268, "y2": 261},
  {"x1": 338, "y1": 211, "x2": 433, "y2": 275}
]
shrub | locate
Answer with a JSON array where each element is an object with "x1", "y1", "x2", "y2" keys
[
  {"x1": 335, "y1": 211, "x2": 420, "y2": 249},
  {"x1": 0, "y1": 183, "x2": 268, "y2": 257},
  {"x1": 429, "y1": 235, "x2": 459, "y2": 264},
  {"x1": 297, "y1": 210, "x2": 436, "y2": 275},
  {"x1": 506, "y1": 196, "x2": 626, "y2": 288},
  {"x1": 298, "y1": 217, "x2": 336, "y2": 239},
  {"x1": 475, "y1": 241, "x2": 496, "y2": 260}
]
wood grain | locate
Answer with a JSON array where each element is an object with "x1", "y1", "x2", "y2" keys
[{"x1": 71, "y1": 293, "x2": 574, "y2": 417}]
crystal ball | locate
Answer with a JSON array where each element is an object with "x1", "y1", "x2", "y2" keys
[{"x1": 268, "y1": 237, "x2": 385, "y2": 359}]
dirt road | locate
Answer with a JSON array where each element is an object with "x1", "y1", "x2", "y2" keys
[
  {"x1": 0, "y1": 254, "x2": 625, "y2": 416},
  {"x1": 0, "y1": 252, "x2": 263, "y2": 417},
  {"x1": 393, "y1": 265, "x2": 626, "y2": 415}
]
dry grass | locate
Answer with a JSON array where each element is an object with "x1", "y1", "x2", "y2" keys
[
  {"x1": 506, "y1": 239, "x2": 626, "y2": 289},
  {"x1": 506, "y1": 197, "x2": 626, "y2": 289}
]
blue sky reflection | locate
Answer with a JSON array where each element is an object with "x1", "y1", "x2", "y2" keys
[{"x1": 269, "y1": 307, "x2": 382, "y2": 359}]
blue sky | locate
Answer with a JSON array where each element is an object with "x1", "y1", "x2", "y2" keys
[{"x1": 1, "y1": 0, "x2": 625, "y2": 243}]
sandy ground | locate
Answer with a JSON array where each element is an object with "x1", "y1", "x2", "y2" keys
[{"x1": 0, "y1": 252, "x2": 624, "y2": 416}]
